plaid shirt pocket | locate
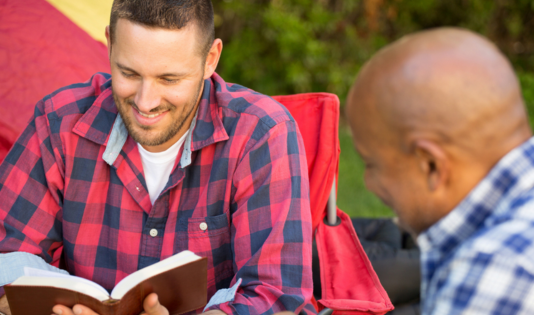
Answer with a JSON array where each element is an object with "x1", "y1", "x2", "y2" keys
[{"x1": 176, "y1": 213, "x2": 233, "y2": 297}]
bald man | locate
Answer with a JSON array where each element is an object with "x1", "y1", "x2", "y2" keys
[{"x1": 346, "y1": 27, "x2": 534, "y2": 314}]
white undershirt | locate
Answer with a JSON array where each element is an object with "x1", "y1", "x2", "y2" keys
[{"x1": 137, "y1": 133, "x2": 187, "y2": 205}]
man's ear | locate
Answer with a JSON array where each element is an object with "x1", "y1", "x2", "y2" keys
[
  {"x1": 203, "y1": 39, "x2": 223, "y2": 79},
  {"x1": 413, "y1": 139, "x2": 450, "y2": 191},
  {"x1": 105, "y1": 25, "x2": 112, "y2": 58}
]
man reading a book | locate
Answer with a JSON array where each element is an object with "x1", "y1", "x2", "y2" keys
[{"x1": 0, "y1": 1, "x2": 314, "y2": 315}]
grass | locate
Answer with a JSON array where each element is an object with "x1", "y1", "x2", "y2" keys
[{"x1": 336, "y1": 70, "x2": 534, "y2": 218}]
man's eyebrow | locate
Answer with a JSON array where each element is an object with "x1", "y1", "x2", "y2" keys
[
  {"x1": 116, "y1": 63, "x2": 137, "y2": 73},
  {"x1": 158, "y1": 71, "x2": 188, "y2": 78},
  {"x1": 115, "y1": 62, "x2": 187, "y2": 78}
]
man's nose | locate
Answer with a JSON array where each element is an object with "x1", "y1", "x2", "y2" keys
[{"x1": 134, "y1": 80, "x2": 161, "y2": 113}]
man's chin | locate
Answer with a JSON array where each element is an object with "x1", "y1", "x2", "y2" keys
[
  {"x1": 128, "y1": 129, "x2": 165, "y2": 147},
  {"x1": 129, "y1": 127, "x2": 183, "y2": 149},
  {"x1": 133, "y1": 136, "x2": 166, "y2": 148},
  {"x1": 392, "y1": 214, "x2": 420, "y2": 237}
]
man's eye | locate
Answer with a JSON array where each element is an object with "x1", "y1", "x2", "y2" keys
[
  {"x1": 162, "y1": 78, "x2": 177, "y2": 84},
  {"x1": 121, "y1": 72, "x2": 135, "y2": 78}
]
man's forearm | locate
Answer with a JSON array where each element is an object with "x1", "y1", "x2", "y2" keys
[{"x1": 0, "y1": 295, "x2": 11, "y2": 315}]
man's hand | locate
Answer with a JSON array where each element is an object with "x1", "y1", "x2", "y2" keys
[
  {"x1": 52, "y1": 293, "x2": 168, "y2": 315},
  {"x1": 140, "y1": 293, "x2": 169, "y2": 315},
  {"x1": 0, "y1": 295, "x2": 11, "y2": 315}
]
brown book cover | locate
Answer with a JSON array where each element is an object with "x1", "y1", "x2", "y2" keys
[{"x1": 5, "y1": 256, "x2": 208, "y2": 315}]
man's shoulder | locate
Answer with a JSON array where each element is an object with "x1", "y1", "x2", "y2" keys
[
  {"x1": 455, "y1": 201, "x2": 534, "y2": 272},
  {"x1": 428, "y1": 208, "x2": 534, "y2": 314},
  {"x1": 212, "y1": 74, "x2": 294, "y2": 129},
  {"x1": 41, "y1": 72, "x2": 112, "y2": 118}
]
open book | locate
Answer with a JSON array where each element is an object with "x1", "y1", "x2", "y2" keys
[{"x1": 5, "y1": 250, "x2": 208, "y2": 315}]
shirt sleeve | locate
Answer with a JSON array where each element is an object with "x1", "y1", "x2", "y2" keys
[
  {"x1": 426, "y1": 250, "x2": 534, "y2": 314},
  {"x1": 0, "y1": 98, "x2": 65, "y2": 280},
  {"x1": 0, "y1": 252, "x2": 70, "y2": 297},
  {"x1": 204, "y1": 120, "x2": 315, "y2": 315}
]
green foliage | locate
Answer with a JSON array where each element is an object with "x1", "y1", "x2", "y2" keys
[
  {"x1": 214, "y1": 0, "x2": 534, "y2": 103},
  {"x1": 520, "y1": 72, "x2": 534, "y2": 128},
  {"x1": 214, "y1": 0, "x2": 378, "y2": 102},
  {"x1": 212, "y1": 1, "x2": 534, "y2": 217}
]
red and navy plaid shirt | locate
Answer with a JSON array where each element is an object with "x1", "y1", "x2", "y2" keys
[{"x1": 0, "y1": 72, "x2": 314, "y2": 314}]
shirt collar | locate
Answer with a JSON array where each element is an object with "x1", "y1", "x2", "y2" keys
[
  {"x1": 418, "y1": 136, "x2": 534, "y2": 253},
  {"x1": 73, "y1": 73, "x2": 229, "y2": 167},
  {"x1": 71, "y1": 75, "x2": 117, "y2": 145}
]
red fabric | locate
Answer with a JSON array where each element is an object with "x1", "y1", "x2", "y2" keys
[
  {"x1": 0, "y1": 0, "x2": 110, "y2": 162},
  {"x1": 316, "y1": 210, "x2": 393, "y2": 314},
  {"x1": 272, "y1": 93, "x2": 339, "y2": 232},
  {"x1": 274, "y1": 93, "x2": 394, "y2": 314}
]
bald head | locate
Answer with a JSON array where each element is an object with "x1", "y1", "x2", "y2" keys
[
  {"x1": 346, "y1": 28, "x2": 532, "y2": 234},
  {"x1": 348, "y1": 27, "x2": 529, "y2": 159}
]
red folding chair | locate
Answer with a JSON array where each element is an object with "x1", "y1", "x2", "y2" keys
[{"x1": 273, "y1": 94, "x2": 394, "y2": 315}]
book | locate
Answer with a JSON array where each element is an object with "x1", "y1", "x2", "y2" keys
[{"x1": 5, "y1": 250, "x2": 208, "y2": 315}]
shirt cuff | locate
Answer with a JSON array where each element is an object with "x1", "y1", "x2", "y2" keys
[
  {"x1": 203, "y1": 278, "x2": 242, "y2": 312},
  {"x1": 0, "y1": 286, "x2": 4, "y2": 297},
  {"x1": 0, "y1": 252, "x2": 69, "y2": 286}
]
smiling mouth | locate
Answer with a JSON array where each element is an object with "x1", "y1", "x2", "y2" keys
[{"x1": 136, "y1": 108, "x2": 168, "y2": 118}]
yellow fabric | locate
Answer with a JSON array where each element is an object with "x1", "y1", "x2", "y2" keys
[{"x1": 46, "y1": 0, "x2": 113, "y2": 44}]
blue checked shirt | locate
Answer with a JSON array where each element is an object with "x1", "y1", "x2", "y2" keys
[{"x1": 417, "y1": 137, "x2": 534, "y2": 314}]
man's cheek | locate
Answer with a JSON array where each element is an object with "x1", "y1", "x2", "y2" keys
[
  {"x1": 113, "y1": 78, "x2": 138, "y2": 99},
  {"x1": 365, "y1": 177, "x2": 392, "y2": 207}
]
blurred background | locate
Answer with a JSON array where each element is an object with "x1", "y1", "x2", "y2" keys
[
  {"x1": 211, "y1": 0, "x2": 534, "y2": 218},
  {"x1": 2, "y1": 0, "x2": 533, "y2": 218}
]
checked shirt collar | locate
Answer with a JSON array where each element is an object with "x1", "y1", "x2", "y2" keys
[
  {"x1": 417, "y1": 136, "x2": 534, "y2": 296},
  {"x1": 72, "y1": 74, "x2": 230, "y2": 170}
]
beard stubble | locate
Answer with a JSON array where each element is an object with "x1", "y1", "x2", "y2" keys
[{"x1": 113, "y1": 78, "x2": 204, "y2": 147}]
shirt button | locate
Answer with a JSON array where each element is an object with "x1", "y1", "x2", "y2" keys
[
  {"x1": 136, "y1": 186, "x2": 140, "y2": 191},
  {"x1": 149, "y1": 229, "x2": 158, "y2": 237},
  {"x1": 199, "y1": 222, "x2": 208, "y2": 231}
]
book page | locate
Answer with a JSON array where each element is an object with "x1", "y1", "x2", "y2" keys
[
  {"x1": 11, "y1": 276, "x2": 111, "y2": 301},
  {"x1": 23, "y1": 267, "x2": 110, "y2": 296},
  {"x1": 110, "y1": 250, "x2": 200, "y2": 299}
]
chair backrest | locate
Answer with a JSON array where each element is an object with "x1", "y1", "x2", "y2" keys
[
  {"x1": 275, "y1": 93, "x2": 394, "y2": 315},
  {"x1": 272, "y1": 93, "x2": 340, "y2": 231}
]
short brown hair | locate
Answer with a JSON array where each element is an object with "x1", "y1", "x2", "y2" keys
[{"x1": 109, "y1": 0, "x2": 214, "y2": 58}]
